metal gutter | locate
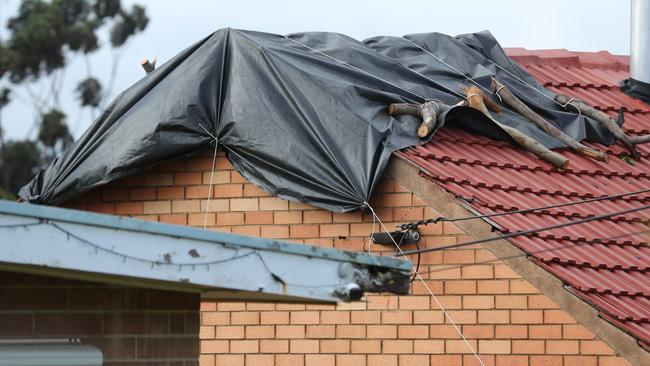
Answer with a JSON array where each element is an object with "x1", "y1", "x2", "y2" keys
[{"x1": 0, "y1": 201, "x2": 411, "y2": 303}]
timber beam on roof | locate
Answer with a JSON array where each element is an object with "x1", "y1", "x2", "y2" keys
[{"x1": 0, "y1": 201, "x2": 411, "y2": 303}]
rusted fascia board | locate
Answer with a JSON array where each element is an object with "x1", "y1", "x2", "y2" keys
[{"x1": 387, "y1": 157, "x2": 649, "y2": 366}]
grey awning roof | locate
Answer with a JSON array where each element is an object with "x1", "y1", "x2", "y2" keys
[{"x1": 0, "y1": 201, "x2": 410, "y2": 303}]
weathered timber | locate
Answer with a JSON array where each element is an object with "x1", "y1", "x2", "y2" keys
[
  {"x1": 388, "y1": 101, "x2": 441, "y2": 138},
  {"x1": 555, "y1": 94, "x2": 650, "y2": 159},
  {"x1": 388, "y1": 103, "x2": 421, "y2": 117},
  {"x1": 418, "y1": 101, "x2": 440, "y2": 138},
  {"x1": 141, "y1": 58, "x2": 156, "y2": 74},
  {"x1": 462, "y1": 85, "x2": 569, "y2": 169},
  {"x1": 492, "y1": 78, "x2": 608, "y2": 163}
]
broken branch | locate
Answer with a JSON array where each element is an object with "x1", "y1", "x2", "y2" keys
[
  {"x1": 462, "y1": 85, "x2": 569, "y2": 169},
  {"x1": 492, "y1": 78, "x2": 608, "y2": 163},
  {"x1": 388, "y1": 101, "x2": 441, "y2": 138},
  {"x1": 554, "y1": 94, "x2": 650, "y2": 159}
]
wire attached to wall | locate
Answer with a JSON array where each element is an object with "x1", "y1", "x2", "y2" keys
[
  {"x1": 363, "y1": 201, "x2": 487, "y2": 366},
  {"x1": 398, "y1": 187, "x2": 650, "y2": 232},
  {"x1": 399, "y1": 203, "x2": 650, "y2": 257}
]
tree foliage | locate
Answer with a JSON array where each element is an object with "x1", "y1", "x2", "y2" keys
[{"x1": 0, "y1": 0, "x2": 149, "y2": 198}]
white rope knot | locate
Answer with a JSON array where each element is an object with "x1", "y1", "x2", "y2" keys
[
  {"x1": 494, "y1": 85, "x2": 506, "y2": 102},
  {"x1": 465, "y1": 93, "x2": 480, "y2": 101},
  {"x1": 561, "y1": 97, "x2": 582, "y2": 116}
]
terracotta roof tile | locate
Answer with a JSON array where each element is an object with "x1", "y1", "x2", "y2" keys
[{"x1": 398, "y1": 48, "x2": 650, "y2": 346}]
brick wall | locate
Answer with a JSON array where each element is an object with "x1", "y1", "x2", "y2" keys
[
  {"x1": 0, "y1": 270, "x2": 199, "y2": 366},
  {"x1": 62, "y1": 151, "x2": 633, "y2": 366}
]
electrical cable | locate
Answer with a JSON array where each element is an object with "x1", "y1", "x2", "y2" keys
[
  {"x1": 399, "y1": 187, "x2": 650, "y2": 231},
  {"x1": 419, "y1": 227, "x2": 650, "y2": 278},
  {"x1": 363, "y1": 202, "x2": 486, "y2": 366},
  {"x1": 399, "y1": 203, "x2": 650, "y2": 256}
]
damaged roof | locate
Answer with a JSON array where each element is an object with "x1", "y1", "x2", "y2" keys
[{"x1": 398, "y1": 48, "x2": 650, "y2": 348}]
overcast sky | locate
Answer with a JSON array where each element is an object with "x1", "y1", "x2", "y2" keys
[{"x1": 0, "y1": 0, "x2": 632, "y2": 140}]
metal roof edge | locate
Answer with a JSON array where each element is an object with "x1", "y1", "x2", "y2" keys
[{"x1": 0, "y1": 200, "x2": 410, "y2": 271}]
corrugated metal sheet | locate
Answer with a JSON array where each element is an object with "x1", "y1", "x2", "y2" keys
[{"x1": 398, "y1": 48, "x2": 650, "y2": 345}]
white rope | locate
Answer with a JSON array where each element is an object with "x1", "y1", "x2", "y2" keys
[
  {"x1": 401, "y1": 37, "x2": 573, "y2": 112},
  {"x1": 363, "y1": 201, "x2": 486, "y2": 366},
  {"x1": 283, "y1": 35, "x2": 428, "y2": 102},
  {"x1": 203, "y1": 140, "x2": 218, "y2": 229},
  {"x1": 198, "y1": 124, "x2": 219, "y2": 230}
]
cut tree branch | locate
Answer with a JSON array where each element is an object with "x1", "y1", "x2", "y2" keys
[
  {"x1": 462, "y1": 85, "x2": 569, "y2": 169},
  {"x1": 492, "y1": 78, "x2": 608, "y2": 163},
  {"x1": 554, "y1": 94, "x2": 650, "y2": 159}
]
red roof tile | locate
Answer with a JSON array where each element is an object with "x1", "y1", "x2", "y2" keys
[{"x1": 398, "y1": 48, "x2": 650, "y2": 346}]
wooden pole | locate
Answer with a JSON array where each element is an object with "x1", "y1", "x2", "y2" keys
[
  {"x1": 554, "y1": 94, "x2": 650, "y2": 159},
  {"x1": 462, "y1": 85, "x2": 569, "y2": 169},
  {"x1": 492, "y1": 78, "x2": 608, "y2": 163}
]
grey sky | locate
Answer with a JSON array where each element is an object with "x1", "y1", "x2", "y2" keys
[{"x1": 0, "y1": 0, "x2": 631, "y2": 140}]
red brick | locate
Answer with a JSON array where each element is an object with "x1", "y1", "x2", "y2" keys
[
  {"x1": 546, "y1": 340, "x2": 579, "y2": 354},
  {"x1": 231, "y1": 312, "x2": 259, "y2": 325},
  {"x1": 479, "y1": 340, "x2": 511, "y2": 354},
  {"x1": 305, "y1": 354, "x2": 334, "y2": 366},
  {"x1": 101, "y1": 188, "x2": 128, "y2": 202},
  {"x1": 529, "y1": 325, "x2": 562, "y2": 339},
  {"x1": 146, "y1": 173, "x2": 173, "y2": 186},
  {"x1": 367, "y1": 325, "x2": 397, "y2": 339},
  {"x1": 399, "y1": 296, "x2": 429, "y2": 310},
  {"x1": 246, "y1": 354, "x2": 274, "y2": 366},
  {"x1": 260, "y1": 339, "x2": 289, "y2": 353},
  {"x1": 245, "y1": 211, "x2": 273, "y2": 224},
  {"x1": 186, "y1": 185, "x2": 211, "y2": 199},
  {"x1": 462, "y1": 325, "x2": 494, "y2": 339},
  {"x1": 276, "y1": 325, "x2": 305, "y2": 339},
  {"x1": 320, "y1": 339, "x2": 349, "y2": 353},
  {"x1": 336, "y1": 355, "x2": 366, "y2": 366},
  {"x1": 159, "y1": 213, "x2": 187, "y2": 225},
  {"x1": 319, "y1": 223, "x2": 349, "y2": 237},
  {"x1": 129, "y1": 187, "x2": 156, "y2": 200},
  {"x1": 351, "y1": 340, "x2": 381, "y2": 353},
  {"x1": 230, "y1": 340, "x2": 259, "y2": 353},
  {"x1": 289, "y1": 339, "x2": 319, "y2": 353},
  {"x1": 115, "y1": 202, "x2": 143, "y2": 215},
  {"x1": 383, "y1": 340, "x2": 413, "y2": 354},
  {"x1": 398, "y1": 325, "x2": 429, "y2": 339},
  {"x1": 158, "y1": 186, "x2": 185, "y2": 199},
  {"x1": 216, "y1": 354, "x2": 244, "y2": 366},
  {"x1": 303, "y1": 210, "x2": 332, "y2": 223},
  {"x1": 290, "y1": 225, "x2": 319, "y2": 238},
  {"x1": 274, "y1": 211, "x2": 302, "y2": 224},
  {"x1": 246, "y1": 325, "x2": 275, "y2": 339},
  {"x1": 215, "y1": 325, "x2": 245, "y2": 339},
  {"x1": 260, "y1": 225, "x2": 289, "y2": 238},
  {"x1": 201, "y1": 340, "x2": 229, "y2": 353},
  {"x1": 86, "y1": 203, "x2": 115, "y2": 214},
  {"x1": 306, "y1": 325, "x2": 335, "y2": 339},
  {"x1": 175, "y1": 172, "x2": 202, "y2": 185},
  {"x1": 215, "y1": 212, "x2": 244, "y2": 225},
  {"x1": 495, "y1": 325, "x2": 527, "y2": 339},
  {"x1": 321, "y1": 311, "x2": 350, "y2": 324},
  {"x1": 230, "y1": 198, "x2": 259, "y2": 211},
  {"x1": 336, "y1": 325, "x2": 366, "y2": 338},
  {"x1": 275, "y1": 354, "x2": 303, "y2": 366},
  {"x1": 214, "y1": 184, "x2": 243, "y2": 198},
  {"x1": 261, "y1": 311, "x2": 289, "y2": 325},
  {"x1": 350, "y1": 311, "x2": 381, "y2": 324}
]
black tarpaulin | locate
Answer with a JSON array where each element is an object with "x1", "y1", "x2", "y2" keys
[{"x1": 20, "y1": 29, "x2": 616, "y2": 212}]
